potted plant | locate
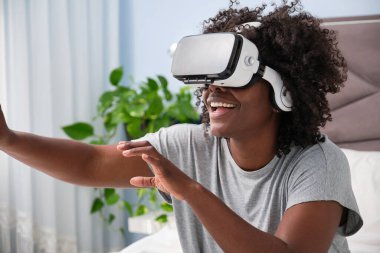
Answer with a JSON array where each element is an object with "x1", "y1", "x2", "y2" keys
[{"x1": 62, "y1": 67, "x2": 200, "y2": 234}]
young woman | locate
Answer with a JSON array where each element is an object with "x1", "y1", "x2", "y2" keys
[{"x1": 0, "y1": 1, "x2": 362, "y2": 252}]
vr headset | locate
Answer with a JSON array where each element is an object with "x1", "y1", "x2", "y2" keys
[{"x1": 171, "y1": 31, "x2": 293, "y2": 112}]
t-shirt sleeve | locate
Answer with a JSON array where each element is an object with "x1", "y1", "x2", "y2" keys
[{"x1": 286, "y1": 143, "x2": 363, "y2": 236}]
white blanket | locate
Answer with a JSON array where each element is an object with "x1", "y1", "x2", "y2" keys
[{"x1": 119, "y1": 223, "x2": 182, "y2": 253}]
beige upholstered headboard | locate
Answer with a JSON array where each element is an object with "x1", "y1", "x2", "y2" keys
[{"x1": 320, "y1": 16, "x2": 380, "y2": 151}]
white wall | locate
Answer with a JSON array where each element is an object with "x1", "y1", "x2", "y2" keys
[{"x1": 122, "y1": 0, "x2": 380, "y2": 91}]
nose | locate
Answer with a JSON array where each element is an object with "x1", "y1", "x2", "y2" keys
[{"x1": 208, "y1": 84, "x2": 228, "y2": 93}]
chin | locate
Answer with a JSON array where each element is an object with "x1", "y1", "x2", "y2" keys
[{"x1": 209, "y1": 123, "x2": 231, "y2": 138}]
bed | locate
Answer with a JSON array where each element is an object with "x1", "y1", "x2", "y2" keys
[{"x1": 118, "y1": 16, "x2": 380, "y2": 253}]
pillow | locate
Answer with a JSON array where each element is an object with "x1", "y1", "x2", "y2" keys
[{"x1": 341, "y1": 149, "x2": 380, "y2": 253}]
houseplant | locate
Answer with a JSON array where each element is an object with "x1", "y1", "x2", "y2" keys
[{"x1": 62, "y1": 67, "x2": 200, "y2": 234}]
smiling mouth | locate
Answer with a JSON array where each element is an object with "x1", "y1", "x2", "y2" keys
[{"x1": 209, "y1": 102, "x2": 237, "y2": 112}]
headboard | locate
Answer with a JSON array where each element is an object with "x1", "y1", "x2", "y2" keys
[{"x1": 320, "y1": 16, "x2": 380, "y2": 151}]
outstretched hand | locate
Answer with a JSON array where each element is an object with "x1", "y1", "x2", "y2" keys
[{"x1": 117, "y1": 140, "x2": 197, "y2": 201}]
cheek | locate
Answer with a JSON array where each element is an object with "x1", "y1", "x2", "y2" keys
[
  {"x1": 241, "y1": 84, "x2": 273, "y2": 109},
  {"x1": 237, "y1": 92, "x2": 274, "y2": 121}
]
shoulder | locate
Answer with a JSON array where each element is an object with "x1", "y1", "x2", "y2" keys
[
  {"x1": 285, "y1": 136, "x2": 363, "y2": 236},
  {"x1": 285, "y1": 136, "x2": 351, "y2": 194},
  {"x1": 290, "y1": 135, "x2": 348, "y2": 172},
  {"x1": 162, "y1": 123, "x2": 204, "y2": 135},
  {"x1": 284, "y1": 136, "x2": 354, "y2": 202},
  {"x1": 151, "y1": 123, "x2": 207, "y2": 142},
  {"x1": 139, "y1": 123, "x2": 214, "y2": 155}
]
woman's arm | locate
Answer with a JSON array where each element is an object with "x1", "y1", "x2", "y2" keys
[
  {"x1": 121, "y1": 141, "x2": 344, "y2": 253},
  {"x1": 186, "y1": 184, "x2": 343, "y2": 253},
  {"x1": 0, "y1": 105, "x2": 153, "y2": 187}
]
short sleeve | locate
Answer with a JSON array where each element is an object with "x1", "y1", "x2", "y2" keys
[{"x1": 286, "y1": 142, "x2": 363, "y2": 236}]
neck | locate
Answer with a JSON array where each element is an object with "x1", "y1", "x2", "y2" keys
[{"x1": 227, "y1": 124, "x2": 278, "y2": 172}]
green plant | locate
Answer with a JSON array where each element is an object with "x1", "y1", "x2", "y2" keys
[{"x1": 62, "y1": 67, "x2": 199, "y2": 234}]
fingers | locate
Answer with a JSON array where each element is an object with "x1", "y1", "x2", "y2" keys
[
  {"x1": 141, "y1": 153, "x2": 159, "y2": 166},
  {"x1": 141, "y1": 154, "x2": 166, "y2": 177},
  {"x1": 117, "y1": 141, "x2": 161, "y2": 159},
  {"x1": 130, "y1": 176, "x2": 156, "y2": 188},
  {"x1": 117, "y1": 140, "x2": 151, "y2": 151},
  {"x1": 117, "y1": 140, "x2": 168, "y2": 176}
]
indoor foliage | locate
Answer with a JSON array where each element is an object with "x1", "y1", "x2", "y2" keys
[{"x1": 62, "y1": 67, "x2": 200, "y2": 234}]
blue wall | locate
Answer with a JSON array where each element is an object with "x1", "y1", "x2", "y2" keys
[{"x1": 122, "y1": 0, "x2": 380, "y2": 91}]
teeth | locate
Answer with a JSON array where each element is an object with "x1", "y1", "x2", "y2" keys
[{"x1": 210, "y1": 102, "x2": 236, "y2": 108}]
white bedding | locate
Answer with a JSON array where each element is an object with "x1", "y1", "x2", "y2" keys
[
  {"x1": 119, "y1": 222, "x2": 182, "y2": 253},
  {"x1": 342, "y1": 149, "x2": 380, "y2": 253}
]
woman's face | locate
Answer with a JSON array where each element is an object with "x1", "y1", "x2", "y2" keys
[{"x1": 202, "y1": 80, "x2": 280, "y2": 139}]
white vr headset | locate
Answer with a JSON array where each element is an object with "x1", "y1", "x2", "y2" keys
[{"x1": 171, "y1": 27, "x2": 293, "y2": 112}]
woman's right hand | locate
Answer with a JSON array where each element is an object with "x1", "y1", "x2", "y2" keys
[{"x1": 0, "y1": 104, "x2": 13, "y2": 149}]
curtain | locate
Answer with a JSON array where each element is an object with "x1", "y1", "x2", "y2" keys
[{"x1": 0, "y1": 0, "x2": 126, "y2": 252}]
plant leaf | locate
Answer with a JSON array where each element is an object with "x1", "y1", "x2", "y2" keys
[
  {"x1": 157, "y1": 75, "x2": 168, "y2": 89},
  {"x1": 106, "y1": 193, "x2": 120, "y2": 205},
  {"x1": 62, "y1": 122, "x2": 94, "y2": 140},
  {"x1": 128, "y1": 98, "x2": 147, "y2": 118},
  {"x1": 90, "y1": 139, "x2": 106, "y2": 145},
  {"x1": 103, "y1": 113, "x2": 118, "y2": 133},
  {"x1": 108, "y1": 103, "x2": 131, "y2": 126},
  {"x1": 135, "y1": 205, "x2": 148, "y2": 216},
  {"x1": 110, "y1": 67, "x2": 123, "y2": 86},
  {"x1": 145, "y1": 96, "x2": 164, "y2": 118},
  {"x1": 97, "y1": 91, "x2": 115, "y2": 115},
  {"x1": 164, "y1": 90, "x2": 173, "y2": 101},
  {"x1": 167, "y1": 105, "x2": 186, "y2": 122},
  {"x1": 126, "y1": 118, "x2": 145, "y2": 139},
  {"x1": 120, "y1": 227, "x2": 126, "y2": 236},
  {"x1": 108, "y1": 213, "x2": 115, "y2": 224},
  {"x1": 104, "y1": 188, "x2": 116, "y2": 198},
  {"x1": 155, "y1": 214, "x2": 168, "y2": 224},
  {"x1": 137, "y1": 188, "x2": 148, "y2": 199},
  {"x1": 157, "y1": 75, "x2": 172, "y2": 100},
  {"x1": 147, "y1": 78, "x2": 159, "y2": 91},
  {"x1": 104, "y1": 189, "x2": 120, "y2": 205},
  {"x1": 118, "y1": 86, "x2": 135, "y2": 102},
  {"x1": 161, "y1": 202, "x2": 173, "y2": 212},
  {"x1": 91, "y1": 198, "x2": 104, "y2": 214},
  {"x1": 149, "y1": 189, "x2": 157, "y2": 204},
  {"x1": 147, "y1": 115, "x2": 170, "y2": 133},
  {"x1": 123, "y1": 201, "x2": 133, "y2": 216},
  {"x1": 179, "y1": 103, "x2": 200, "y2": 122}
]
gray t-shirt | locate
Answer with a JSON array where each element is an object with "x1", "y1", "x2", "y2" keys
[{"x1": 140, "y1": 124, "x2": 363, "y2": 253}]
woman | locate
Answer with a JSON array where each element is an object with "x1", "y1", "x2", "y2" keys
[{"x1": 0, "y1": 1, "x2": 362, "y2": 252}]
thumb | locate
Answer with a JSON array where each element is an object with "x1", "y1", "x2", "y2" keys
[
  {"x1": 130, "y1": 176, "x2": 156, "y2": 188},
  {"x1": 0, "y1": 104, "x2": 6, "y2": 126}
]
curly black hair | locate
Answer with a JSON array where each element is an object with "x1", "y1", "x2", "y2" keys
[{"x1": 194, "y1": 0, "x2": 347, "y2": 156}]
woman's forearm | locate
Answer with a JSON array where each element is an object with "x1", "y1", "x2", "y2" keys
[
  {"x1": 185, "y1": 183, "x2": 292, "y2": 253},
  {"x1": 1, "y1": 130, "x2": 153, "y2": 188},
  {"x1": 2, "y1": 130, "x2": 99, "y2": 185}
]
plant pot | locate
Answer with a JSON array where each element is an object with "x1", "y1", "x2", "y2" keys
[{"x1": 128, "y1": 213, "x2": 175, "y2": 235}]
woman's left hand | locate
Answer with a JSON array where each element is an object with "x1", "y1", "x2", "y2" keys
[{"x1": 117, "y1": 140, "x2": 197, "y2": 201}]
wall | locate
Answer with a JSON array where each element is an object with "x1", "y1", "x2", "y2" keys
[{"x1": 122, "y1": 0, "x2": 380, "y2": 91}]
